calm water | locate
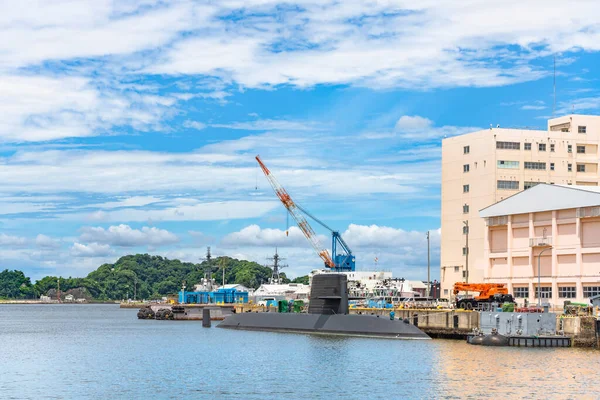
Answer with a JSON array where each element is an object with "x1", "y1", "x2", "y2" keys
[{"x1": 0, "y1": 305, "x2": 598, "y2": 399}]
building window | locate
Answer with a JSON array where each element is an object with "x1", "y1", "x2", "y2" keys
[
  {"x1": 558, "y1": 286, "x2": 576, "y2": 299},
  {"x1": 463, "y1": 184, "x2": 469, "y2": 193},
  {"x1": 463, "y1": 225, "x2": 469, "y2": 234},
  {"x1": 462, "y1": 247, "x2": 468, "y2": 256},
  {"x1": 568, "y1": 163, "x2": 572, "y2": 172},
  {"x1": 550, "y1": 143, "x2": 555, "y2": 152},
  {"x1": 538, "y1": 143, "x2": 546, "y2": 151},
  {"x1": 497, "y1": 180, "x2": 519, "y2": 190},
  {"x1": 568, "y1": 144, "x2": 572, "y2": 153},
  {"x1": 463, "y1": 164, "x2": 470, "y2": 173},
  {"x1": 524, "y1": 143, "x2": 531, "y2": 151},
  {"x1": 497, "y1": 160, "x2": 519, "y2": 169},
  {"x1": 462, "y1": 271, "x2": 466, "y2": 278},
  {"x1": 524, "y1": 181, "x2": 539, "y2": 190},
  {"x1": 463, "y1": 204, "x2": 469, "y2": 214},
  {"x1": 578, "y1": 126, "x2": 587, "y2": 134},
  {"x1": 444, "y1": 289, "x2": 448, "y2": 295},
  {"x1": 524, "y1": 162, "x2": 546, "y2": 170},
  {"x1": 454, "y1": 266, "x2": 459, "y2": 273},
  {"x1": 463, "y1": 145, "x2": 470, "y2": 154},
  {"x1": 534, "y1": 287, "x2": 552, "y2": 299},
  {"x1": 496, "y1": 141, "x2": 520, "y2": 150},
  {"x1": 514, "y1": 287, "x2": 529, "y2": 298},
  {"x1": 577, "y1": 164, "x2": 586, "y2": 172},
  {"x1": 583, "y1": 286, "x2": 600, "y2": 298},
  {"x1": 577, "y1": 145, "x2": 586, "y2": 154},
  {"x1": 550, "y1": 163, "x2": 555, "y2": 171}
]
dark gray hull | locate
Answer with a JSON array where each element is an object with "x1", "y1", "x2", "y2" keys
[{"x1": 217, "y1": 313, "x2": 430, "y2": 340}]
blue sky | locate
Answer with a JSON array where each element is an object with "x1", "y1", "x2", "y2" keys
[{"x1": 1, "y1": 0, "x2": 600, "y2": 281}]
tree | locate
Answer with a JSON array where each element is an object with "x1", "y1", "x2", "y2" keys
[
  {"x1": 292, "y1": 275, "x2": 309, "y2": 285},
  {"x1": 0, "y1": 269, "x2": 33, "y2": 299}
]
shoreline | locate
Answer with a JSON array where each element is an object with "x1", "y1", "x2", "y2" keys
[{"x1": 0, "y1": 300, "x2": 119, "y2": 305}]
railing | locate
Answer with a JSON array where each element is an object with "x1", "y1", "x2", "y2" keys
[
  {"x1": 486, "y1": 216, "x2": 508, "y2": 226},
  {"x1": 529, "y1": 236, "x2": 552, "y2": 247}
]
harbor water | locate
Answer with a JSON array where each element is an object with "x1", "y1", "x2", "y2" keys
[{"x1": 1, "y1": 305, "x2": 598, "y2": 399}]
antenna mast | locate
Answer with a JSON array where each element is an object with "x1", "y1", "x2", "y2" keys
[
  {"x1": 267, "y1": 248, "x2": 287, "y2": 284},
  {"x1": 553, "y1": 55, "x2": 556, "y2": 117}
]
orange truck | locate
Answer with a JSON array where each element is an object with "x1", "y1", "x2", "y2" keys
[{"x1": 452, "y1": 282, "x2": 514, "y2": 309}]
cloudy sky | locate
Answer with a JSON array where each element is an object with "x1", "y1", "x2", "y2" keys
[{"x1": 1, "y1": 0, "x2": 600, "y2": 281}]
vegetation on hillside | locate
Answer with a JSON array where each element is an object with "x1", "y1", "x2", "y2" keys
[
  {"x1": 0, "y1": 254, "x2": 295, "y2": 300},
  {"x1": 291, "y1": 275, "x2": 309, "y2": 285},
  {"x1": 0, "y1": 269, "x2": 35, "y2": 299}
]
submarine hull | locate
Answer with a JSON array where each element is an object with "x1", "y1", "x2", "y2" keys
[{"x1": 217, "y1": 313, "x2": 430, "y2": 340}]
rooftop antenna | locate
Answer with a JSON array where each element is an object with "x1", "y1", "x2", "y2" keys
[
  {"x1": 267, "y1": 248, "x2": 287, "y2": 284},
  {"x1": 553, "y1": 55, "x2": 556, "y2": 117},
  {"x1": 201, "y1": 246, "x2": 212, "y2": 280}
]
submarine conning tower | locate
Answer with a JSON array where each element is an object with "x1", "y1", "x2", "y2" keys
[{"x1": 308, "y1": 274, "x2": 349, "y2": 315}]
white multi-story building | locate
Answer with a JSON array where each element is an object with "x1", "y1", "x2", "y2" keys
[{"x1": 441, "y1": 114, "x2": 600, "y2": 298}]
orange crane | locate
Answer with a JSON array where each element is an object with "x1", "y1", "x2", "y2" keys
[
  {"x1": 256, "y1": 155, "x2": 335, "y2": 268},
  {"x1": 452, "y1": 282, "x2": 513, "y2": 309}
]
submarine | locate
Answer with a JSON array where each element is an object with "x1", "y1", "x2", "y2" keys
[{"x1": 217, "y1": 273, "x2": 430, "y2": 340}]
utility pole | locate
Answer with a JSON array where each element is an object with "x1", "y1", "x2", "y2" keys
[
  {"x1": 57, "y1": 277, "x2": 61, "y2": 303},
  {"x1": 220, "y1": 258, "x2": 226, "y2": 287},
  {"x1": 463, "y1": 220, "x2": 469, "y2": 283},
  {"x1": 426, "y1": 231, "x2": 430, "y2": 298}
]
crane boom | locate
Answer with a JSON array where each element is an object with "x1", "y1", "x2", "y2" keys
[{"x1": 256, "y1": 156, "x2": 335, "y2": 268}]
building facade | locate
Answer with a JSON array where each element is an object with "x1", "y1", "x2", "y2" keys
[
  {"x1": 479, "y1": 184, "x2": 600, "y2": 305},
  {"x1": 441, "y1": 114, "x2": 600, "y2": 297}
]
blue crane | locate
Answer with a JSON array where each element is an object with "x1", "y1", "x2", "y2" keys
[{"x1": 256, "y1": 155, "x2": 356, "y2": 272}]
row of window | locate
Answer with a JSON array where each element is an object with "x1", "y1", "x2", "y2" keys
[
  {"x1": 497, "y1": 160, "x2": 519, "y2": 169},
  {"x1": 524, "y1": 161, "x2": 546, "y2": 170},
  {"x1": 514, "y1": 286, "x2": 600, "y2": 298},
  {"x1": 493, "y1": 142, "x2": 587, "y2": 153},
  {"x1": 497, "y1": 180, "x2": 519, "y2": 190},
  {"x1": 495, "y1": 175, "x2": 591, "y2": 191}
]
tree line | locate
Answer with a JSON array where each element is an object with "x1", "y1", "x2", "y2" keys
[{"x1": 0, "y1": 254, "x2": 310, "y2": 300}]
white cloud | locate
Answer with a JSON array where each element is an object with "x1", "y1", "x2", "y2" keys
[
  {"x1": 521, "y1": 105, "x2": 546, "y2": 110},
  {"x1": 385, "y1": 115, "x2": 479, "y2": 141},
  {"x1": 70, "y1": 242, "x2": 113, "y2": 258},
  {"x1": 0, "y1": 233, "x2": 27, "y2": 247},
  {"x1": 147, "y1": 1, "x2": 600, "y2": 89},
  {"x1": 215, "y1": 223, "x2": 441, "y2": 279},
  {"x1": 395, "y1": 116, "x2": 433, "y2": 131},
  {"x1": 211, "y1": 119, "x2": 320, "y2": 131},
  {"x1": 341, "y1": 224, "x2": 440, "y2": 249},
  {"x1": 558, "y1": 97, "x2": 600, "y2": 114},
  {"x1": 79, "y1": 224, "x2": 179, "y2": 247},
  {"x1": 86, "y1": 196, "x2": 163, "y2": 210},
  {"x1": 79, "y1": 201, "x2": 280, "y2": 223},
  {"x1": 183, "y1": 120, "x2": 207, "y2": 130},
  {"x1": 35, "y1": 234, "x2": 61, "y2": 249},
  {"x1": 0, "y1": 75, "x2": 176, "y2": 142},
  {"x1": 221, "y1": 225, "x2": 327, "y2": 248}
]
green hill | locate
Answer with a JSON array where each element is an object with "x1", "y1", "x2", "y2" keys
[{"x1": 1, "y1": 254, "x2": 294, "y2": 301}]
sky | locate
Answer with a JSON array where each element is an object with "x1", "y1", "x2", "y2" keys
[{"x1": 1, "y1": 0, "x2": 600, "y2": 282}]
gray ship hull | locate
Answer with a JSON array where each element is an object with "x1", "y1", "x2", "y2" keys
[{"x1": 217, "y1": 313, "x2": 430, "y2": 340}]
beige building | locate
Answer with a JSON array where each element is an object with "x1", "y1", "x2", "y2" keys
[
  {"x1": 441, "y1": 114, "x2": 600, "y2": 298},
  {"x1": 479, "y1": 184, "x2": 600, "y2": 305}
]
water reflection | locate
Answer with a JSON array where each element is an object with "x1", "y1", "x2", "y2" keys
[{"x1": 432, "y1": 340, "x2": 599, "y2": 399}]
